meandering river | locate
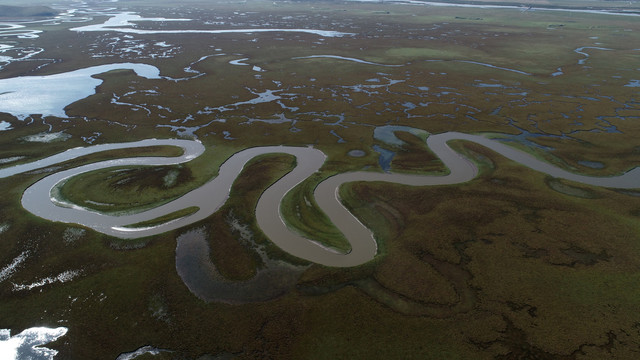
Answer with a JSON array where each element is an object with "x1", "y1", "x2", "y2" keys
[{"x1": 2, "y1": 131, "x2": 639, "y2": 266}]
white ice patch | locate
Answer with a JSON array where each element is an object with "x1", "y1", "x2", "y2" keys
[
  {"x1": 63, "y1": 228, "x2": 86, "y2": 245},
  {"x1": 229, "y1": 58, "x2": 249, "y2": 66},
  {"x1": 12, "y1": 270, "x2": 82, "y2": 291},
  {"x1": 21, "y1": 132, "x2": 71, "y2": 143},
  {"x1": 0, "y1": 250, "x2": 28, "y2": 283},
  {"x1": 0, "y1": 156, "x2": 24, "y2": 165},
  {"x1": 0, "y1": 327, "x2": 67, "y2": 360},
  {"x1": 0, "y1": 121, "x2": 11, "y2": 131},
  {"x1": 625, "y1": 80, "x2": 640, "y2": 87}
]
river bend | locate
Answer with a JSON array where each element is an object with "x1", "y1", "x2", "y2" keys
[{"x1": 3, "y1": 132, "x2": 639, "y2": 267}]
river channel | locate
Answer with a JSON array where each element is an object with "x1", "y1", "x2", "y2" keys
[{"x1": 2, "y1": 131, "x2": 639, "y2": 267}]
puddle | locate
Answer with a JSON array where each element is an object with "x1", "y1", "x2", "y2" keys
[
  {"x1": 578, "y1": 160, "x2": 604, "y2": 169},
  {"x1": 348, "y1": 149, "x2": 366, "y2": 157}
]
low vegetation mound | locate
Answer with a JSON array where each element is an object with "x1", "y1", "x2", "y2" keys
[{"x1": 0, "y1": 5, "x2": 58, "y2": 18}]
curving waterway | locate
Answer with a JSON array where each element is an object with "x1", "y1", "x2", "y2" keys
[{"x1": 2, "y1": 131, "x2": 639, "y2": 267}]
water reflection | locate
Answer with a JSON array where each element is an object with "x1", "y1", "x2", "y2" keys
[
  {"x1": 0, "y1": 327, "x2": 67, "y2": 360},
  {"x1": 175, "y1": 228, "x2": 304, "y2": 303},
  {"x1": 0, "y1": 63, "x2": 162, "y2": 119}
]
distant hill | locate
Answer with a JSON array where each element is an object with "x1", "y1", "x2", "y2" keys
[{"x1": 0, "y1": 5, "x2": 58, "y2": 18}]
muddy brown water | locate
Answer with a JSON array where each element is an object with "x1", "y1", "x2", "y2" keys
[{"x1": 6, "y1": 132, "x2": 640, "y2": 266}]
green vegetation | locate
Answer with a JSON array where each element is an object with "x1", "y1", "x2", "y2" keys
[
  {"x1": 210, "y1": 153, "x2": 307, "y2": 277},
  {"x1": 1, "y1": 0, "x2": 640, "y2": 358},
  {"x1": 281, "y1": 173, "x2": 351, "y2": 252},
  {"x1": 57, "y1": 164, "x2": 196, "y2": 213}
]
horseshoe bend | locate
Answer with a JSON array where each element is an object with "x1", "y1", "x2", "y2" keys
[
  {"x1": 8, "y1": 130, "x2": 639, "y2": 267},
  {"x1": 2, "y1": 0, "x2": 640, "y2": 358}
]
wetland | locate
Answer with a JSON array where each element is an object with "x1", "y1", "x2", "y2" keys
[{"x1": 1, "y1": 0, "x2": 640, "y2": 359}]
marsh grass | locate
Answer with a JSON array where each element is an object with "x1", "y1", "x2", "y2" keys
[
  {"x1": 280, "y1": 173, "x2": 351, "y2": 252},
  {"x1": 2, "y1": 0, "x2": 640, "y2": 358}
]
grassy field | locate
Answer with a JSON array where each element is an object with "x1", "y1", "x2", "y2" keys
[{"x1": 1, "y1": 0, "x2": 640, "y2": 358}]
